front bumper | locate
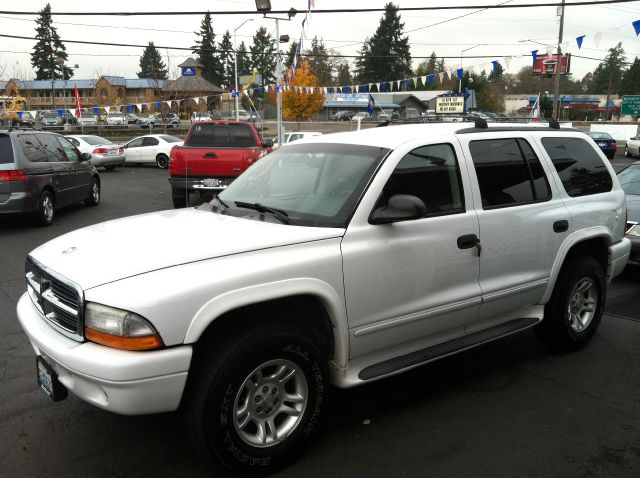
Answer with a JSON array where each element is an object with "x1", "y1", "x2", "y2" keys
[
  {"x1": 90, "y1": 153, "x2": 126, "y2": 167},
  {"x1": 608, "y1": 237, "x2": 632, "y2": 283},
  {"x1": 17, "y1": 293, "x2": 192, "y2": 415},
  {"x1": 168, "y1": 176, "x2": 236, "y2": 198},
  {"x1": 627, "y1": 235, "x2": 640, "y2": 265}
]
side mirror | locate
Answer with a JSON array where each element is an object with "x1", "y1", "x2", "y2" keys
[
  {"x1": 81, "y1": 152, "x2": 92, "y2": 161},
  {"x1": 262, "y1": 139, "x2": 274, "y2": 148},
  {"x1": 369, "y1": 194, "x2": 427, "y2": 225}
]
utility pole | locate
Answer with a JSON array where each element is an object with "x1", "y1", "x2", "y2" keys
[
  {"x1": 604, "y1": 70, "x2": 613, "y2": 121},
  {"x1": 234, "y1": 19, "x2": 253, "y2": 121},
  {"x1": 552, "y1": 0, "x2": 566, "y2": 120},
  {"x1": 276, "y1": 18, "x2": 283, "y2": 146}
]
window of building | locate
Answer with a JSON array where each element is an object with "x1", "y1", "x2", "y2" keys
[
  {"x1": 541, "y1": 137, "x2": 613, "y2": 197},
  {"x1": 376, "y1": 143, "x2": 465, "y2": 217},
  {"x1": 469, "y1": 138, "x2": 551, "y2": 209}
]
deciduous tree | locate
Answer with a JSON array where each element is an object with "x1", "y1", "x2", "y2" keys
[{"x1": 283, "y1": 60, "x2": 324, "y2": 121}]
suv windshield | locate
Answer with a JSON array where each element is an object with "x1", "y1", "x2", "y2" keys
[
  {"x1": 186, "y1": 123, "x2": 255, "y2": 147},
  {"x1": 217, "y1": 143, "x2": 389, "y2": 228}
]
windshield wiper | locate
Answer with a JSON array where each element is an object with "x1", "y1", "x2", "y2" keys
[{"x1": 233, "y1": 201, "x2": 290, "y2": 225}]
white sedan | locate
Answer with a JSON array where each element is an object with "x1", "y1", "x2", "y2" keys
[
  {"x1": 625, "y1": 135, "x2": 640, "y2": 158},
  {"x1": 66, "y1": 135, "x2": 125, "y2": 170},
  {"x1": 123, "y1": 134, "x2": 184, "y2": 169}
]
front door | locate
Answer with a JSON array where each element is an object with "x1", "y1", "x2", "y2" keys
[
  {"x1": 342, "y1": 141, "x2": 482, "y2": 360},
  {"x1": 124, "y1": 137, "x2": 143, "y2": 163},
  {"x1": 36, "y1": 133, "x2": 75, "y2": 207}
]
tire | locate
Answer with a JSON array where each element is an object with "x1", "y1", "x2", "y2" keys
[
  {"x1": 85, "y1": 177, "x2": 100, "y2": 206},
  {"x1": 172, "y1": 192, "x2": 187, "y2": 208},
  {"x1": 156, "y1": 154, "x2": 169, "y2": 169},
  {"x1": 34, "y1": 190, "x2": 55, "y2": 226},
  {"x1": 624, "y1": 146, "x2": 630, "y2": 157},
  {"x1": 104, "y1": 165, "x2": 116, "y2": 171},
  {"x1": 183, "y1": 321, "x2": 328, "y2": 473},
  {"x1": 534, "y1": 255, "x2": 605, "y2": 351}
]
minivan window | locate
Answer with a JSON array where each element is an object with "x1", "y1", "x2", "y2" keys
[
  {"x1": 469, "y1": 138, "x2": 550, "y2": 208},
  {"x1": 36, "y1": 134, "x2": 68, "y2": 162},
  {"x1": 0, "y1": 135, "x2": 13, "y2": 164},
  {"x1": 56, "y1": 136, "x2": 81, "y2": 161},
  {"x1": 186, "y1": 123, "x2": 255, "y2": 147},
  {"x1": 17, "y1": 134, "x2": 47, "y2": 163},
  {"x1": 541, "y1": 137, "x2": 613, "y2": 197}
]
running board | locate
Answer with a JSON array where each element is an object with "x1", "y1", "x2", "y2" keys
[{"x1": 358, "y1": 317, "x2": 540, "y2": 381}]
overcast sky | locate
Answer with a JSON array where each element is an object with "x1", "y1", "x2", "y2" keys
[{"x1": 0, "y1": 0, "x2": 639, "y2": 83}]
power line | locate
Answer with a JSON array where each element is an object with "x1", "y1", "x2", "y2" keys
[{"x1": 0, "y1": 1, "x2": 637, "y2": 16}]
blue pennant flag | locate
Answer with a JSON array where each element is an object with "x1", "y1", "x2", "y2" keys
[
  {"x1": 456, "y1": 68, "x2": 463, "y2": 80},
  {"x1": 491, "y1": 60, "x2": 499, "y2": 72},
  {"x1": 344, "y1": 86, "x2": 350, "y2": 93},
  {"x1": 531, "y1": 50, "x2": 538, "y2": 64},
  {"x1": 362, "y1": 84, "x2": 368, "y2": 92},
  {"x1": 17, "y1": 111, "x2": 23, "y2": 119},
  {"x1": 427, "y1": 74, "x2": 435, "y2": 85},
  {"x1": 56, "y1": 109, "x2": 64, "y2": 116},
  {"x1": 404, "y1": 79, "x2": 409, "y2": 90},
  {"x1": 257, "y1": 87, "x2": 264, "y2": 94},
  {"x1": 576, "y1": 35, "x2": 585, "y2": 49},
  {"x1": 633, "y1": 20, "x2": 640, "y2": 36},
  {"x1": 155, "y1": 101, "x2": 161, "y2": 109},
  {"x1": 328, "y1": 87, "x2": 333, "y2": 93},
  {"x1": 93, "y1": 107, "x2": 100, "y2": 115},
  {"x1": 367, "y1": 94, "x2": 375, "y2": 115}
]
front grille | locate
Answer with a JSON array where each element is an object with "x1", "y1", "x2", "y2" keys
[{"x1": 25, "y1": 257, "x2": 83, "y2": 340}]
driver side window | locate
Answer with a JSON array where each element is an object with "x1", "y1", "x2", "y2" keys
[
  {"x1": 377, "y1": 143, "x2": 465, "y2": 218},
  {"x1": 128, "y1": 138, "x2": 143, "y2": 148}
]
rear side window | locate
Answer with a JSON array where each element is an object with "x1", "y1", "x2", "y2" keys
[
  {"x1": 56, "y1": 137, "x2": 81, "y2": 162},
  {"x1": 186, "y1": 124, "x2": 256, "y2": 147},
  {"x1": 541, "y1": 137, "x2": 613, "y2": 197},
  {"x1": 142, "y1": 137, "x2": 160, "y2": 146},
  {"x1": 0, "y1": 135, "x2": 13, "y2": 164},
  {"x1": 36, "y1": 134, "x2": 68, "y2": 162},
  {"x1": 469, "y1": 138, "x2": 551, "y2": 209},
  {"x1": 159, "y1": 135, "x2": 181, "y2": 143},
  {"x1": 17, "y1": 134, "x2": 47, "y2": 163}
]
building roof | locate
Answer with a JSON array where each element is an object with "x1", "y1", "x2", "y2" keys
[
  {"x1": 4, "y1": 79, "x2": 98, "y2": 90},
  {"x1": 102, "y1": 75, "x2": 126, "y2": 86},
  {"x1": 163, "y1": 75, "x2": 223, "y2": 94},
  {"x1": 125, "y1": 78, "x2": 166, "y2": 88},
  {"x1": 178, "y1": 57, "x2": 203, "y2": 68},
  {"x1": 324, "y1": 101, "x2": 400, "y2": 109}
]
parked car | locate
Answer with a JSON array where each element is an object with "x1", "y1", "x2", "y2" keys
[
  {"x1": 76, "y1": 114, "x2": 98, "y2": 127},
  {"x1": 155, "y1": 113, "x2": 180, "y2": 128},
  {"x1": 0, "y1": 129, "x2": 100, "y2": 225},
  {"x1": 191, "y1": 112, "x2": 212, "y2": 123},
  {"x1": 61, "y1": 112, "x2": 78, "y2": 126},
  {"x1": 273, "y1": 131, "x2": 323, "y2": 149},
  {"x1": 136, "y1": 115, "x2": 158, "y2": 127},
  {"x1": 404, "y1": 108, "x2": 420, "y2": 119},
  {"x1": 104, "y1": 112, "x2": 126, "y2": 127},
  {"x1": 169, "y1": 121, "x2": 272, "y2": 207},
  {"x1": 15, "y1": 122, "x2": 630, "y2": 473},
  {"x1": 351, "y1": 112, "x2": 370, "y2": 122},
  {"x1": 123, "y1": 134, "x2": 183, "y2": 168},
  {"x1": 125, "y1": 113, "x2": 140, "y2": 124},
  {"x1": 624, "y1": 135, "x2": 640, "y2": 158},
  {"x1": 587, "y1": 131, "x2": 617, "y2": 159},
  {"x1": 17, "y1": 112, "x2": 36, "y2": 128},
  {"x1": 66, "y1": 135, "x2": 125, "y2": 171},
  {"x1": 41, "y1": 111, "x2": 62, "y2": 129},
  {"x1": 616, "y1": 161, "x2": 640, "y2": 266},
  {"x1": 331, "y1": 110, "x2": 354, "y2": 121}
]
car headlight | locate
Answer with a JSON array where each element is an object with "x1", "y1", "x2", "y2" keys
[
  {"x1": 628, "y1": 224, "x2": 640, "y2": 237},
  {"x1": 84, "y1": 302, "x2": 163, "y2": 351}
]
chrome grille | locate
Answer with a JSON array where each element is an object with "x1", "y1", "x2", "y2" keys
[{"x1": 25, "y1": 257, "x2": 84, "y2": 341}]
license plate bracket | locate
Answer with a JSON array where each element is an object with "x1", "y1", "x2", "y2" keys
[{"x1": 36, "y1": 356, "x2": 68, "y2": 402}]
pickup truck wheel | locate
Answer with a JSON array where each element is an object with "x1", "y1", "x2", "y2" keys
[
  {"x1": 535, "y1": 255, "x2": 605, "y2": 351},
  {"x1": 172, "y1": 189, "x2": 187, "y2": 208},
  {"x1": 156, "y1": 154, "x2": 169, "y2": 169},
  {"x1": 183, "y1": 322, "x2": 328, "y2": 473}
]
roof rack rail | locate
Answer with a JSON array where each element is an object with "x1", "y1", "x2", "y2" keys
[
  {"x1": 474, "y1": 117, "x2": 488, "y2": 129},
  {"x1": 548, "y1": 118, "x2": 560, "y2": 129}
]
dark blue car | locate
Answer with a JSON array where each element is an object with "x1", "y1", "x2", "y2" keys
[{"x1": 587, "y1": 131, "x2": 617, "y2": 159}]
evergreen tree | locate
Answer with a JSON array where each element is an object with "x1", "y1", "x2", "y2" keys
[
  {"x1": 620, "y1": 57, "x2": 640, "y2": 95},
  {"x1": 488, "y1": 62, "x2": 504, "y2": 82},
  {"x1": 336, "y1": 62, "x2": 352, "y2": 86},
  {"x1": 354, "y1": 3, "x2": 412, "y2": 83},
  {"x1": 305, "y1": 37, "x2": 334, "y2": 86},
  {"x1": 415, "y1": 52, "x2": 438, "y2": 76},
  {"x1": 285, "y1": 41, "x2": 298, "y2": 70},
  {"x1": 192, "y1": 11, "x2": 223, "y2": 86},
  {"x1": 237, "y1": 41, "x2": 250, "y2": 76},
  {"x1": 592, "y1": 43, "x2": 627, "y2": 94},
  {"x1": 218, "y1": 30, "x2": 234, "y2": 88},
  {"x1": 31, "y1": 3, "x2": 73, "y2": 80},
  {"x1": 137, "y1": 42, "x2": 168, "y2": 79},
  {"x1": 250, "y1": 27, "x2": 276, "y2": 85}
]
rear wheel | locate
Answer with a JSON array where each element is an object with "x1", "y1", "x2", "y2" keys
[
  {"x1": 172, "y1": 188, "x2": 187, "y2": 208},
  {"x1": 34, "y1": 190, "x2": 55, "y2": 226},
  {"x1": 156, "y1": 154, "x2": 169, "y2": 169},
  {"x1": 624, "y1": 146, "x2": 630, "y2": 157},
  {"x1": 535, "y1": 255, "x2": 605, "y2": 351},
  {"x1": 183, "y1": 321, "x2": 328, "y2": 473},
  {"x1": 85, "y1": 177, "x2": 100, "y2": 206}
]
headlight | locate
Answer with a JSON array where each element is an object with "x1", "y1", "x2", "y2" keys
[
  {"x1": 84, "y1": 302, "x2": 163, "y2": 351},
  {"x1": 628, "y1": 224, "x2": 640, "y2": 237}
]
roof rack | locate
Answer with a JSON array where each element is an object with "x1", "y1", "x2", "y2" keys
[
  {"x1": 474, "y1": 117, "x2": 488, "y2": 129},
  {"x1": 548, "y1": 118, "x2": 560, "y2": 129}
]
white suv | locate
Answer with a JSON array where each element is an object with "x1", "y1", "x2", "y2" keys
[{"x1": 17, "y1": 122, "x2": 630, "y2": 473}]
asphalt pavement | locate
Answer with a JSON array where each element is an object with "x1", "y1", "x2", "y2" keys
[{"x1": 0, "y1": 160, "x2": 639, "y2": 478}]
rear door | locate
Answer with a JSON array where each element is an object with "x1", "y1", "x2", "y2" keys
[
  {"x1": 140, "y1": 136, "x2": 160, "y2": 162},
  {"x1": 36, "y1": 133, "x2": 75, "y2": 206}
]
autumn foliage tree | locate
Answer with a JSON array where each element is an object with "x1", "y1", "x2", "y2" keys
[{"x1": 283, "y1": 60, "x2": 324, "y2": 121}]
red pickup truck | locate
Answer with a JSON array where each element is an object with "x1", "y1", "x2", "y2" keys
[{"x1": 169, "y1": 121, "x2": 273, "y2": 208}]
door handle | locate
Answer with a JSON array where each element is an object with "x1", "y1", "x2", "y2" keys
[
  {"x1": 553, "y1": 220, "x2": 569, "y2": 233},
  {"x1": 204, "y1": 152, "x2": 217, "y2": 158},
  {"x1": 457, "y1": 234, "x2": 479, "y2": 249}
]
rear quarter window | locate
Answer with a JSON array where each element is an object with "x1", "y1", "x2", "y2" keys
[
  {"x1": 0, "y1": 135, "x2": 14, "y2": 164},
  {"x1": 17, "y1": 134, "x2": 47, "y2": 163},
  {"x1": 541, "y1": 137, "x2": 613, "y2": 197},
  {"x1": 186, "y1": 124, "x2": 256, "y2": 148}
]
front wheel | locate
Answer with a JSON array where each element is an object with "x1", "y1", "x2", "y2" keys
[
  {"x1": 156, "y1": 154, "x2": 169, "y2": 169},
  {"x1": 534, "y1": 255, "x2": 605, "y2": 351},
  {"x1": 183, "y1": 322, "x2": 328, "y2": 473},
  {"x1": 625, "y1": 146, "x2": 630, "y2": 157},
  {"x1": 85, "y1": 177, "x2": 100, "y2": 206}
]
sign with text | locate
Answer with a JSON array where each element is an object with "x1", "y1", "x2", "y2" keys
[
  {"x1": 239, "y1": 73, "x2": 263, "y2": 86},
  {"x1": 331, "y1": 93, "x2": 370, "y2": 103},
  {"x1": 436, "y1": 95, "x2": 464, "y2": 114},
  {"x1": 621, "y1": 95, "x2": 640, "y2": 116},
  {"x1": 181, "y1": 67, "x2": 196, "y2": 77},
  {"x1": 532, "y1": 53, "x2": 571, "y2": 76}
]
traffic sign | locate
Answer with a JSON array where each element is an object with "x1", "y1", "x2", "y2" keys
[{"x1": 621, "y1": 95, "x2": 640, "y2": 116}]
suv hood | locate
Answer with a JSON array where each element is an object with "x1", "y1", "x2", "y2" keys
[{"x1": 29, "y1": 209, "x2": 344, "y2": 290}]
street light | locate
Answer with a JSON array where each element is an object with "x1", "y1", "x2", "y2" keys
[
  {"x1": 459, "y1": 44, "x2": 484, "y2": 93},
  {"x1": 234, "y1": 19, "x2": 254, "y2": 121},
  {"x1": 254, "y1": 1, "x2": 296, "y2": 146}
]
